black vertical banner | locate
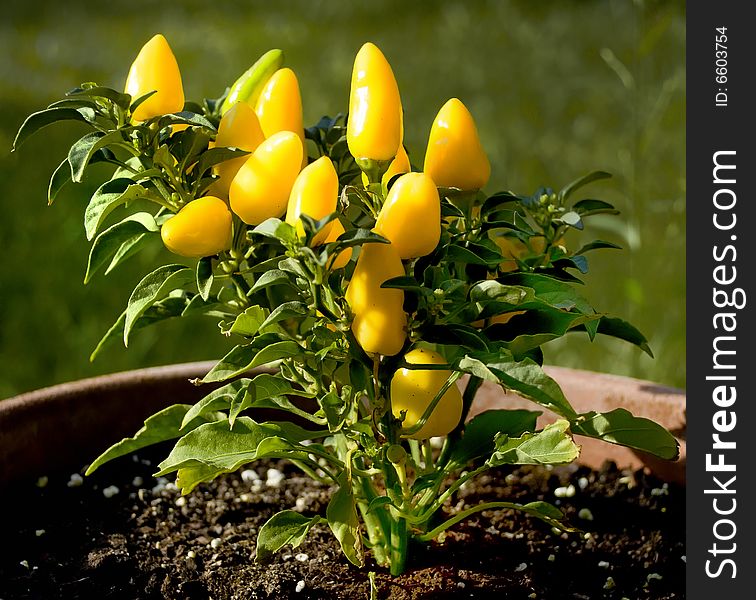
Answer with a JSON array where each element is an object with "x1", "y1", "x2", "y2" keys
[{"x1": 687, "y1": 2, "x2": 754, "y2": 598}]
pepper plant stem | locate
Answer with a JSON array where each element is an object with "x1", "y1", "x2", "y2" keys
[{"x1": 388, "y1": 514, "x2": 408, "y2": 576}]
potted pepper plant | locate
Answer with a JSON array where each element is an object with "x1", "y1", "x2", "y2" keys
[{"x1": 7, "y1": 34, "x2": 682, "y2": 597}]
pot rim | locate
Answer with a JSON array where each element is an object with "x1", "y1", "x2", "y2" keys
[{"x1": 0, "y1": 361, "x2": 685, "y2": 487}]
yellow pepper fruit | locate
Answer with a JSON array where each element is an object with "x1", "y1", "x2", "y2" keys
[
  {"x1": 347, "y1": 43, "x2": 403, "y2": 163},
  {"x1": 285, "y1": 156, "x2": 338, "y2": 245},
  {"x1": 160, "y1": 196, "x2": 232, "y2": 258},
  {"x1": 424, "y1": 98, "x2": 490, "y2": 191},
  {"x1": 374, "y1": 172, "x2": 440, "y2": 259},
  {"x1": 346, "y1": 241, "x2": 407, "y2": 356},
  {"x1": 324, "y1": 219, "x2": 352, "y2": 270},
  {"x1": 124, "y1": 34, "x2": 185, "y2": 122},
  {"x1": 209, "y1": 102, "x2": 265, "y2": 199},
  {"x1": 254, "y1": 68, "x2": 307, "y2": 167},
  {"x1": 390, "y1": 347, "x2": 463, "y2": 440},
  {"x1": 229, "y1": 131, "x2": 303, "y2": 225}
]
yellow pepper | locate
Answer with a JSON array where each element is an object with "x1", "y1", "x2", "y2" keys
[
  {"x1": 374, "y1": 172, "x2": 440, "y2": 259},
  {"x1": 324, "y1": 219, "x2": 352, "y2": 270},
  {"x1": 229, "y1": 131, "x2": 303, "y2": 225},
  {"x1": 424, "y1": 98, "x2": 490, "y2": 191},
  {"x1": 347, "y1": 43, "x2": 403, "y2": 164},
  {"x1": 160, "y1": 196, "x2": 232, "y2": 258},
  {"x1": 346, "y1": 241, "x2": 407, "y2": 356},
  {"x1": 209, "y1": 102, "x2": 265, "y2": 198},
  {"x1": 124, "y1": 34, "x2": 185, "y2": 122},
  {"x1": 254, "y1": 68, "x2": 307, "y2": 168},
  {"x1": 390, "y1": 348, "x2": 463, "y2": 440},
  {"x1": 285, "y1": 156, "x2": 338, "y2": 245}
]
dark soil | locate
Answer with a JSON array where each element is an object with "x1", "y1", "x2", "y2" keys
[{"x1": 1, "y1": 446, "x2": 685, "y2": 599}]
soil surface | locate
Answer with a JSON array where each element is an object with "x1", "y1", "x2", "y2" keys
[{"x1": 2, "y1": 445, "x2": 684, "y2": 599}]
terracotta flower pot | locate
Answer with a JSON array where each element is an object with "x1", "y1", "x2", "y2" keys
[{"x1": 0, "y1": 362, "x2": 685, "y2": 488}]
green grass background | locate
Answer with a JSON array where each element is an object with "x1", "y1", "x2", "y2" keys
[{"x1": 0, "y1": 0, "x2": 685, "y2": 398}]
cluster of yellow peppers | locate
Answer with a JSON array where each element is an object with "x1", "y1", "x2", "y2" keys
[{"x1": 124, "y1": 35, "x2": 536, "y2": 439}]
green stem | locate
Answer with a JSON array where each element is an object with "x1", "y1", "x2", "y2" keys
[
  {"x1": 418, "y1": 464, "x2": 489, "y2": 518},
  {"x1": 409, "y1": 440, "x2": 422, "y2": 471},
  {"x1": 388, "y1": 514, "x2": 408, "y2": 576},
  {"x1": 421, "y1": 440, "x2": 434, "y2": 474},
  {"x1": 352, "y1": 454, "x2": 391, "y2": 566}
]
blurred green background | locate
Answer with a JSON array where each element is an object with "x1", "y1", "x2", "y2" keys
[{"x1": 0, "y1": 0, "x2": 685, "y2": 398}]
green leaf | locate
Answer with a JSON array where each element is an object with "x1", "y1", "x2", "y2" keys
[
  {"x1": 318, "y1": 389, "x2": 347, "y2": 432},
  {"x1": 225, "y1": 373, "x2": 318, "y2": 426},
  {"x1": 488, "y1": 420, "x2": 580, "y2": 466},
  {"x1": 196, "y1": 256, "x2": 214, "y2": 301},
  {"x1": 181, "y1": 295, "x2": 232, "y2": 319},
  {"x1": 84, "y1": 178, "x2": 147, "y2": 240},
  {"x1": 155, "y1": 416, "x2": 317, "y2": 493},
  {"x1": 324, "y1": 228, "x2": 389, "y2": 250},
  {"x1": 228, "y1": 305, "x2": 268, "y2": 337},
  {"x1": 574, "y1": 240, "x2": 622, "y2": 255},
  {"x1": 488, "y1": 310, "x2": 601, "y2": 357},
  {"x1": 85, "y1": 404, "x2": 223, "y2": 475},
  {"x1": 258, "y1": 301, "x2": 309, "y2": 331},
  {"x1": 571, "y1": 408, "x2": 679, "y2": 460},
  {"x1": 85, "y1": 212, "x2": 159, "y2": 283},
  {"x1": 423, "y1": 324, "x2": 490, "y2": 351},
  {"x1": 366, "y1": 496, "x2": 394, "y2": 514},
  {"x1": 89, "y1": 293, "x2": 193, "y2": 361},
  {"x1": 256, "y1": 511, "x2": 324, "y2": 562},
  {"x1": 327, "y1": 472, "x2": 364, "y2": 567},
  {"x1": 129, "y1": 90, "x2": 157, "y2": 114},
  {"x1": 278, "y1": 257, "x2": 310, "y2": 279},
  {"x1": 123, "y1": 265, "x2": 194, "y2": 345},
  {"x1": 67, "y1": 85, "x2": 132, "y2": 108},
  {"x1": 13, "y1": 107, "x2": 91, "y2": 150},
  {"x1": 156, "y1": 111, "x2": 216, "y2": 130},
  {"x1": 201, "y1": 339, "x2": 301, "y2": 383},
  {"x1": 253, "y1": 436, "x2": 312, "y2": 461},
  {"x1": 252, "y1": 218, "x2": 298, "y2": 245},
  {"x1": 48, "y1": 158, "x2": 72, "y2": 206},
  {"x1": 48, "y1": 149, "x2": 117, "y2": 206},
  {"x1": 469, "y1": 281, "x2": 531, "y2": 305},
  {"x1": 594, "y1": 316, "x2": 653, "y2": 357},
  {"x1": 69, "y1": 130, "x2": 128, "y2": 182},
  {"x1": 180, "y1": 379, "x2": 252, "y2": 427},
  {"x1": 104, "y1": 231, "x2": 152, "y2": 276},
  {"x1": 483, "y1": 209, "x2": 536, "y2": 235},
  {"x1": 249, "y1": 270, "x2": 293, "y2": 295},
  {"x1": 558, "y1": 171, "x2": 612, "y2": 202},
  {"x1": 449, "y1": 409, "x2": 540, "y2": 468},
  {"x1": 501, "y1": 273, "x2": 594, "y2": 315},
  {"x1": 456, "y1": 352, "x2": 577, "y2": 418},
  {"x1": 446, "y1": 242, "x2": 502, "y2": 267},
  {"x1": 572, "y1": 199, "x2": 619, "y2": 216},
  {"x1": 194, "y1": 147, "x2": 250, "y2": 178},
  {"x1": 380, "y1": 276, "x2": 427, "y2": 293},
  {"x1": 552, "y1": 255, "x2": 589, "y2": 274}
]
